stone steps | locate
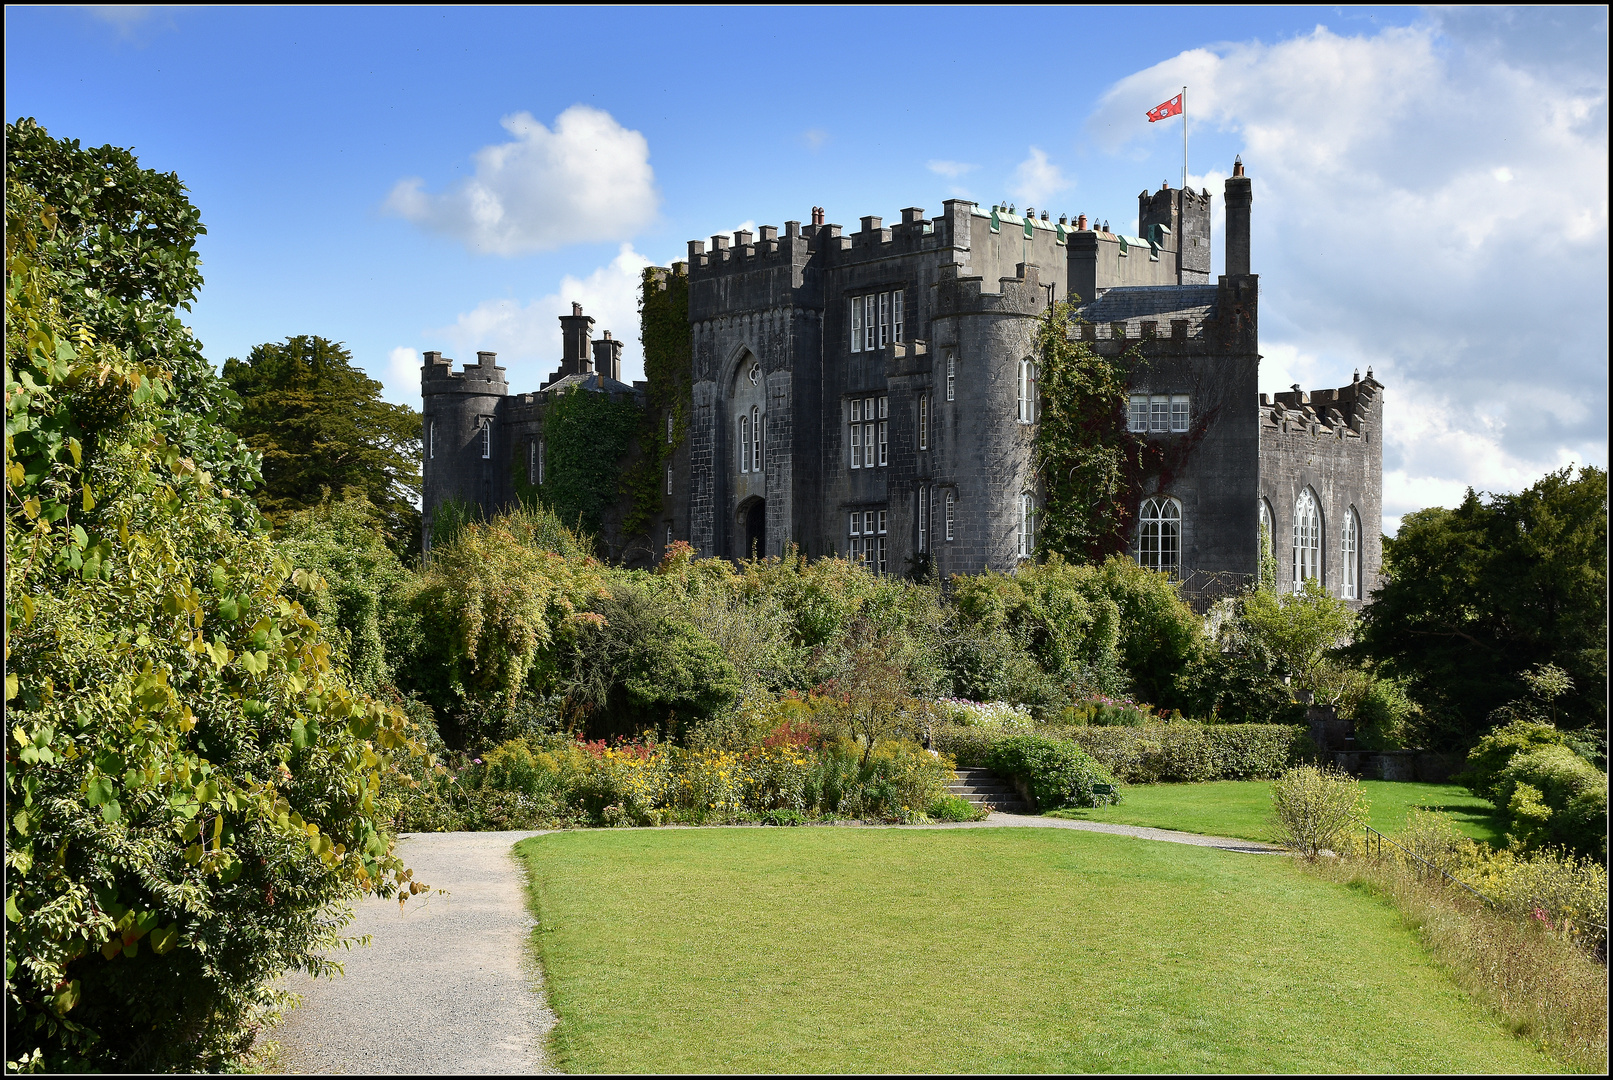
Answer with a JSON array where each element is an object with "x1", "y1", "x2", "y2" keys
[{"x1": 945, "y1": 767, "x2": 1029, "y2": 814}]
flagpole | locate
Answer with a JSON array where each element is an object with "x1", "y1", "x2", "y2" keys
[{"x1": 1182, "y1": 85, "x2": 1188, "y2": 190}]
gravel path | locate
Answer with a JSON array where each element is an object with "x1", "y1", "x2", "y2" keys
[
  {"x1": 271, "y1": 831, "x2": 556, "y2": 1075},
  {"x1": 898, "y1": 811, "x2": 1285, "y2": 853}
]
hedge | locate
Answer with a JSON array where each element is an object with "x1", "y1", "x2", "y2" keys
[
  {"x1": 982, "y1": 733, "x2": 1117, "y2": 810},
  {"x1": 935, "y1": 721, "x2": 1310, "y2": 785}
]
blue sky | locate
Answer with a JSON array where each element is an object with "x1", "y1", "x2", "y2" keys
[{"x1": 6, "y1": 5, "x2": 1607, "y2": 529}]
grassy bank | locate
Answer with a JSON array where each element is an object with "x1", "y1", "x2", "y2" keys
[
  {"x1": 1046, "y1": 780, "x2": 1502, "y2": 845},
  {"x1": 516, "y1": 828, "x2": 1558, "y2": 1073}
]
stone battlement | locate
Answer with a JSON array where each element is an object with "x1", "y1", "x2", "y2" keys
[
  {"x1": 1261, "y1": 371, "x2": 1382, "y2": 439},
  {"x1": 422, "y1": 350, "x2": 506, "y2": 390}
]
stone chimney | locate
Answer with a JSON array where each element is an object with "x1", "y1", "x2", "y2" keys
[
  {"x1": 559, "y1": 302, "x2": 594, "y2": 376},
  {"x1": 1225, "y1": 156, "x2": 1252, "y2": 276},
  {"x1": 592, "y1": 330, "x2": 623, "y2": 382}
]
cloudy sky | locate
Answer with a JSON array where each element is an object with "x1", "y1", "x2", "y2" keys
[{"x1": 6, "y1": 6, "x2": 1606, "y2": 530}]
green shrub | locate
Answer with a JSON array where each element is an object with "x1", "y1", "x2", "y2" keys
[
  {"x1": 1064, "y1": 722, "x2": 1309, "y2": 783},
  {"x1": 985, "y1": 734, "x2": 1116, "y2": 811},
  {"x1": 1498, "y1": 745, "x2": 1607, "y2": 860},
  {"x1": 1459, "y1": 718, "x2": 1568, "y2": 803},
  {"x1": 1349, "y1": 674, "x2": 1420, "y2": 751},
  {"x1": 927, "y1": 794, "x2": 990, "y2": 822},
  {"x1": 1271, "y1": 765, "x2": 1369, "y2": 860}
]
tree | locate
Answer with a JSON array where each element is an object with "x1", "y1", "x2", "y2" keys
[
  {"x1": 1240, "y1": 578, "x2": 1358, "y2": 701},
  {"x1": 5, "y1": 117, "x2": 260, "y2": 500},
  {"x1": 1357, "y1": 466, "x2": 1607, "y2": 748},
  {"x1": 6, "y1": 181, "x2": 422, "y2": 1071},
  {"x1": 223, "y1": 335, "x2": 422, "y2": 554}
]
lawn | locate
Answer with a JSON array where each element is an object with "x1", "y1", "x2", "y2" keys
[
  {"x1": 516, "y1": 827, "x2": 1557, "y2": 1073},
  {"x1": 1047, "y1": 780, "x2": 1503, "y2": 846}
]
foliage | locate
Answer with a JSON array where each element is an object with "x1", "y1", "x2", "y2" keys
[
  {"x1": 5, "y1": 181, "x2": 419, "y2": 1072},
  {"x1": 1085, "y1": 556, "x2": 1209, "y2": 711},
  {"x1": 222, "y1": 335, "x2": 422, "y2": 555},
  {"x1": 818, "y1": 619, "x2": 930, "y2": 766},
  {"x1": 937, "y1": 698, "x2": 1035, "y2": 730},
  {"x1": 1059, "y1": 694, "x2": 1160, "y2": 727},
  {"x1": 1357, "y1": 466, "x2": 1608, "y2": 749},
  {"x1": 1270, "y1": 765, "x2": 1369, "y2": 859},
  {"x1": 1060, "y1": 722, "x2": 1310, "y2": 784},
  {"x1": 947, "y1": 554, "x2": 1125, "y2": 712},
  {"x1": 391, "y1": 504, "x2": 602, "y2": 744},
  {"x1": 4, "y1": 119, "x2": 260, "y2": 502},
  {"x1": 1239, "y1": 578, "x2": 1358, "y2": 701},
  {"x1": 984, "y1": 733, "x2": 1117, "y2": 810},
  {"x1": 276, "y1": 494, "x2": 415, "y2": 692},
  {"x1": 558, "y1": 580, "x2": 743, "y2": 742},
  {"x1": 1460, "y1": 719, "x2": 1570, "y2": 803},
  {"x1": 526, "y1": 384, "x2": 641, "y2": 543},
  {"x1": 1030, "y1": 300, "x2": 1133, "y2": 561},
  {"x1": 1194, "y1": 595, "x2": 1309, "y2": 725},
  {"x1": 620, "y1": 266, "x2": 692, "y2": 540},
  {"x1": 1496, "y1": 746, "x2": 1606, "y2": 861},
  {"x1": 1348, "y1": 672, "x2": 1421, "y2": 751},
  {"x1": 927, "y1": 793, "x2": 990, "y2": 822}
]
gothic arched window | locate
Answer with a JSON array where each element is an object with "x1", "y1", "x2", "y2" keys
[
  {"x1": 751, "y1": 406, "x2": 762, "y2": 472},
  {"x1": 1341, "y1": 506, "x2": 1360, "y2": 599},
  {"x1": 1137, "y1": 496, "x2": 1182, "y2": 575},
  {"x1": 1293, "y1": 488, "x2": 1322, "y2": 587},
  {"x1": 738, "y1": 413, "x2": 750, "y2": 474}
]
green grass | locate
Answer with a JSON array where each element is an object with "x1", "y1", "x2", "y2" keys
[
  {"x1": 516, "y1": 827, "x2": 1558, "y2": 1073},
  {"x1": 1047, "y1": 780, "x2": 1503, "y2": 846}
]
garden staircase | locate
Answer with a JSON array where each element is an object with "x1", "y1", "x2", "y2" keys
[{"x1": 946, "y1": 768, "x2": 1029, "y2": 814}]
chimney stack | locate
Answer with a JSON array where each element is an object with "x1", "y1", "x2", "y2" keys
[
  {"x1": 1225, "y1": 156, "x2": 1252, "y2": 276},
  {"x1": 592, "y1": 330, "x2": 623, "y2": 382},
  {"x1": 559, "y1": 302, "x2": 595, "y2": 377}
]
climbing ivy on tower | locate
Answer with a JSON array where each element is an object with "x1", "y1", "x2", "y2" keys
[
  {"x1": 515, "y1": 387, "x2": 640, "y2": 541},
  {"x1": 621, "y1": 266, "x2": 692, "y2": 540}
]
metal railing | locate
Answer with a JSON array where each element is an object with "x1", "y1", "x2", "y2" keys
[{"x1": 1364, "y1": 824, "x2": 1609, "y2": 946}]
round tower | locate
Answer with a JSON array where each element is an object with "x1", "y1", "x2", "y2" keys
[{"x1": 421, "y1": 349, "x2": 508, "y2": 552}]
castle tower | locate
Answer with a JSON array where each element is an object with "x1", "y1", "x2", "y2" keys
[
  {"x1": 1138, "y1": 181, "x2": 1212, "y2": 284},
  {"x1": 421, "y1": 349, "x2": 508, "y2": 551}
]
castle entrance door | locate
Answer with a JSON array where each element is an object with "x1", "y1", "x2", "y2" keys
[{"x1": 742, "y1": 499, "x2": 766, "y2": 560}]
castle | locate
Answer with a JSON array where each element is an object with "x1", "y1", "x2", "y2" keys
[{"x1": 422, "y1": 160, "x2": 1383, "y2": 605}]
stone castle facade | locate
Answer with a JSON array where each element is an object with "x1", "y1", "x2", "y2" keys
[{"x1": 422, "y1": 161, "x2": 1383, "y2": 605}]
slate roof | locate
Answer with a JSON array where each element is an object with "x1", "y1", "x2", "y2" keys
[
  {"x1": 1075, "y1": 285, "x2": 1220, "y2": 336},
  {"x1": 542, "y1": 372, "x2": 639, "y2": 396}
]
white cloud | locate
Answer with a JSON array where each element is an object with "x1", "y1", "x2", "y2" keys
[
  {"x1": 1091, "y1": 22, "x2": 1608, "y2": 524},
  {"x1": 428, "y1": 244, "x2": 655, "y2": 389},
  {"x1": 708, "y1": 221, "x2": 757, "y2": 245},
  {"x1": 1010, "y1": 147, "x2": 1072, "y2": 209},
  {"x1": 384, "y1": 105, "x2": 658, "y2": 256},
  {"x1": 927, "y1": 160, "x2": 977, "y2": 179},
  {"x1": 377, "y1": 346, "x2": 420, "y2": 405}
]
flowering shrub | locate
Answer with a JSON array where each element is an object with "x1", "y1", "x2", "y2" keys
[
  {"x1": 1059, "y1": 695, "x2": 1161, "y2": 727},
  {"x1": 938, "y1": 698, "x2": 1034, "y2": 730}
]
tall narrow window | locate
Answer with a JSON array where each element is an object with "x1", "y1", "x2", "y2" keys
[
  {"x1": 1136, "y1": 496, "x2": 1182, "y2": 575},
  {"x1": 877, "y1": 404, "x2": 888, "y2": 467},
  {"x1": 429, "y1": 419, "x2": 436, "y2": 459},
  {"x1": 1341, "y1": 506, "x2": 1360, "y2": 599},
  {"x1": 851, "y1": 298, "x2": 864, "y2": 353},
  {"x1": 1293, "y1": 488, "x2": 1321, "y2": 586},
  {"x1": 892, "y1": 290, "x2": 904, "y2": 343},
  {"x1": 481, "y1": 419, "x2": 491, "y2": 459},
  {"x1": 878, "y1": 292, "x2": 890, "y2": 348},
  {"x1": 666, "y1": 413, "x2": 674, "y2": 443},
  {"x1": 538, "y1": 440, "x2": 545, "y2": 484},
  {"x1": 529, "y1": 440, "x2": 536, "y2": 484},
  {"x1": 877, "y1": 510, "x2": 888, "y2": 575},
  {"x1": 666, "y1": 524, "x2": 673, "y2": 552},
  {"x1": 751, "y1": 406, "x2": 762, "y2": 473},
  {"x1": 849, "y1": 400, "x2": 861, "y2": 468},
  {"x1": 666, "y1": 464, "x2": 673, "y2": 495},
  {"x1": 1150, "y1": 395, "x2": 1170, "y2": 433},
  {"x1": 739, "y1": 414, "x2": 750, "y2": 473},
  {"x1": 919, "y1": 395, "x2": 929, "y2": 449},
  {"x1": 1017, "y1": 360, "x2": 1036, "y2": 423},
  {"x1": 864, "y1": 398, "x2": 875, "y2": 469},
  {"x1": 917, "y1": 485, "x2": 928, "y2": 551},
  {"x1": 1129, "y1": 395, "x2": 1148, "y2": 433},
  {"x1": 946, "y1": 353, "x2": 955, "y2": 401},
  {"x1": 865, "y1": 296, "x2": 877, "y2": 349},
  {"x1": 1017, "y1": 493, "x2": 1035, "y2": 558},
  {"x1": 848, "y1": 512, "x2": 863, "y2": 565},
  {"x1": 944, "y1": 491, "x2": 955, "y2": 541}
]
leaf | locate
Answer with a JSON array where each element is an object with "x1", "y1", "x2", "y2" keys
[
  {"x1": 6, "y1": 894, "x2": 21, "y2": 923},
  {"x1": 150, "y1": 925, "x2": 179, "y2": 954},
  {"x1": 85, "y1": 775, "x2": 116, "y2": 806},
  {"x1": 216, "y1": 595, "x2": 240, "y2": 622},
  {"x1": 4, "y1": 674, "x2": 15, "y2": 701},
  {"x1": 100, "y1": 800, "x2": 122, "y2": 823}
]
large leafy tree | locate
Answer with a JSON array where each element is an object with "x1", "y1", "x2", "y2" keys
[
  {"x1": 222, "y1": 335, "x2": 421, "y2": 554},
  {"x1": 5, "y1": 117, "x2": 259, "y2": 498},
  {"x1": 6, "y1": 181, "x2": 423, "y2": 1071},
  {"x1": 1357, "y1": 466, "x2": 1607, "y2": 748}
]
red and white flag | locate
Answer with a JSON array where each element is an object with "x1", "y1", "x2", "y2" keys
[{"x1": 1147, "y1": 94, "x2": 1183, "y2": 122}]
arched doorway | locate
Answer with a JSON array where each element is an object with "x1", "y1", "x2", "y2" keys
[{"x1": 740, "y1": 498, "x2": 766, "y2": 560}]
